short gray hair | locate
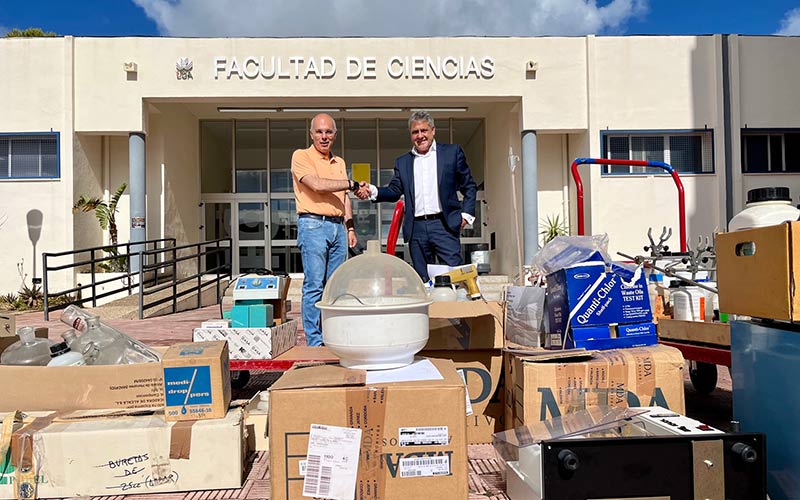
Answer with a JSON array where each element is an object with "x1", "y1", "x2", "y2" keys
[{"x1": 408, "y1": 110, "x2": 434, "y2": 130}]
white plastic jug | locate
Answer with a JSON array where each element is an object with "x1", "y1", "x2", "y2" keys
[{"x1": 729, "y1": 187, "x2": 800, "y2": 231}]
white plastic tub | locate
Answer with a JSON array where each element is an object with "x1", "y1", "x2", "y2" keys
[{"x1": 318, "y1": 296, "x2": 431, "y2": 370}]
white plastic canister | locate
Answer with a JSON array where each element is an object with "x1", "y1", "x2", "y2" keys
[
  {"x1": 729, "y1": 187, "x2": 800, "y2": 231},
  {"x1": 672, "y1": 286, "x2": 706, "y2": 322}
]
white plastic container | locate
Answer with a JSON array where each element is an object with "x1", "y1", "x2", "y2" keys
[
  {"x1": 317, "y1": 240, "x2": 432, "y2": 370},
  {"x1": 47, "y1": 342, "x2": 87, "y2": 366},
  {"x1": 672, "y1": 286, "x2": 706, "y2": 322},
  {"x1": 729, "y1": 187, "x2": 800, "y2": 231},
  {"x1": 430, "y1": 275, "x2": 457, "y2": 302}
]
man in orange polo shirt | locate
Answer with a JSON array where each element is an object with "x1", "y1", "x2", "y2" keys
[{"x1": 292, "y1": 113, "x2": 359, "y2": 346}]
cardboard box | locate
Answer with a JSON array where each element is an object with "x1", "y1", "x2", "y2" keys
[
  {"x1": 162, "y1": 341, "x2": 231, "y2": 421},
  {"x1": 193, "y1": 319, "x2": 297, "y2": 360},
  {"x1": 546, "y1": 262, "x2": 651, "y2": 337},
  {"x1": 566, "y1": 322, "x2": 658, "y2": 350},
  {"x1": 0, "y1": 406, "x2": 244, "y2": 499},
  {"x1": 269, "y1": 358, "x2": 468, "y2": 500},
  {"x1": 427, "y1": 301, "x2": 504, "y2": 350},
  {"x1": 421, "y1": 350, "x2": 503, "y2": 444},
  {"x1": 0, "y1": 360, "x2": 164, "y2": 412},
  {"x1": 0, "y1": 314, "x2": 15, "y2": 338},
  {"x1": 717, "y1": 222, "x2": 800, "y2": 321},
  {"x1": 504, "y1": 344, "x2": 685, "y2": 428},
  {"x1": 244, "y1": 395, "x2": 270, "y2": 452}
]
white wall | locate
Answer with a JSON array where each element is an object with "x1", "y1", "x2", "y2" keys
[
  {"x1": 735, "y1": 36, "x2": 800, "y2": 215},
  {"x1": 0, "y1": 37, "x2": 74, "y2": 294},
  {"x1": 584, "y1": 35, "x2": 724, "y2": 255}
]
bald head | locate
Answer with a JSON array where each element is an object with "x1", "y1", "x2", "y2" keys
[{"x1": 309, "y1": 113, "x2": 338, "y2": 157}]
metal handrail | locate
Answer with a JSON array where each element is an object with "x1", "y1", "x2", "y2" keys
[
  {"x1": 137, "y1": 238, "x2": 232, "y2": 319},
  {"x1": 42, "y1": 238, "x2": 176, "y2": 320}
]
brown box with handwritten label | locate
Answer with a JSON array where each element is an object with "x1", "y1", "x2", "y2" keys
[{"x1": 0, "y1": 406, "x2": 245, "y2": 499}]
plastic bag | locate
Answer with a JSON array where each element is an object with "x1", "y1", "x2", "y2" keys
[
  {"x1": 505, "y1": 285, "x2": 547, "y2": 348},
  {"x1": 531, "y1": 234, "x2": 612, "y2": 275}
]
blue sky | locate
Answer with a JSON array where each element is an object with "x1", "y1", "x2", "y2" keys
[{"x1": 2, "y1": 0, "x2": 800, "y2": 37}]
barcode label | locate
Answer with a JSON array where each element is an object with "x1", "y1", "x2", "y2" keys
[
  {"x1": 302, "y1": 424, "x2": 361, "y2": 499},
  {"x1": 399, "y1": 426, "x2": 449, "y2": 447},
  {"x1": 458, "y1": 369, "x2": 474, "y2": 416},
  {"x1": 399, "y1": 456, "x2": 451, "y2": 477},
  {"x1": 302, "y1": 454, "x2": 323, "y2": 496}
]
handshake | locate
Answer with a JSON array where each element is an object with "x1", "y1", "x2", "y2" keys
[{"x1": 352, "y1": 181, "x2": 372, "y2": 200}]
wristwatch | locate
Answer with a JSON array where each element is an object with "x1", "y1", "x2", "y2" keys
[{"x1": 349, "y1": 179, "x2": 358, "y2": 192}]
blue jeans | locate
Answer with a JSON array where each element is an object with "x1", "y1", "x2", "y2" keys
[{"x1": 297, "y1": 217, "x2": 347, "y2": 346}]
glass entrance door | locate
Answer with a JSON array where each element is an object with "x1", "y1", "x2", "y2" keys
[
  {"x1": 237, "y1": 200, "x2": 270, "y2": 273},
  {"x1": 201, "y1": 196, "x2": 271, "y2": 274}
]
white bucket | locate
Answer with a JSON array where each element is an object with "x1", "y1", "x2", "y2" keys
[
  {"x1": 318, "y1": 296, "x2": 431, "y2": 370},
  {"x1": 673, "y1": 287, "x2": 706, "y2": 322}
]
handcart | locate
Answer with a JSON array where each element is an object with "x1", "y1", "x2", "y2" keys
[{"x1": 571, "y1": 158, "x2": 727, "y2": 394}]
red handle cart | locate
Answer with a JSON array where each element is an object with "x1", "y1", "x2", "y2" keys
[{"x1": 570, "y1": 158, "x2": 728, "y2": 394}]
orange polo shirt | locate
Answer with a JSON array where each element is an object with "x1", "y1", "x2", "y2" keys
[{"x1": 291, "y1": 145, "x2": 348, "y2": 217}]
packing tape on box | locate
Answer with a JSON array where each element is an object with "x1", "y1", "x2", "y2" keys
[
  {"x1": 345, "y1": 386, "x2": 388, "y2": 500},
  {"x1": 169, "y1": 420, "x2": 196, "y2": 460},
  {"x1": 7, "y1": 413, "x2": 57, "y2": 500}
]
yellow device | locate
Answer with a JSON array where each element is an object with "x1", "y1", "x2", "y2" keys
[{"x1": 441, "y1": 264, "x2": 481, "y2": 300}]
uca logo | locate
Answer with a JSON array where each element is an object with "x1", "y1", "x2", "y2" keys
[{"x1": 176, "y1": 57, "x2": 193, "y2": 80}]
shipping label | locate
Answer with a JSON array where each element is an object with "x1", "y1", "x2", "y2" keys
[
  {"x1": 398, "y1": 426, "x2": 449, "y2": 447},
  {"x1": 303, "y1": 424, "x2": 361, "y2": 500},
  {"x1": 398, "y1": 455, "x2": 451, "y2": 478}
]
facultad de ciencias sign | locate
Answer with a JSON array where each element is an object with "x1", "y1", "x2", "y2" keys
[{"x1": 213, "y1": 55, "x2": 495, "y2": 80}]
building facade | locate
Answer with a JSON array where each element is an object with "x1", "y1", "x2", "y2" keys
[{"x1": 1, "y1": 34, "x2": 799, "y2": 293}]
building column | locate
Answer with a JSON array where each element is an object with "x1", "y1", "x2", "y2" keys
[
  {"x1": 129, "y1": 132, "x2": 146, "y2": 272},
  {"x1": 522, "y1": 130, "x2": 539, "y2": 263}
]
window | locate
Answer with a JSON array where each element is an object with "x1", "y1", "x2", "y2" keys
[
  {"x1": 0, "y1": 134, "x2": 59, "y2": 179},
  {"x1": 742, "y1": 131, "x2": 800, "y2": 173},
  {"x1": 601, "y1": 131, "x2": 713, "y2": 174}
]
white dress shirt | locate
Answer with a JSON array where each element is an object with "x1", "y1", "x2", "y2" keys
[
  {"x1": 412, "y1": 140, "x2": 441, "y2": 217},
  {"x1": 369, "y1": 140, "x2": 475, "y2": 225}
]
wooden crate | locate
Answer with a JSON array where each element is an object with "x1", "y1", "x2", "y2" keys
[{"x1": 657, "y1": 319, "x2": 730, "y2": 347}]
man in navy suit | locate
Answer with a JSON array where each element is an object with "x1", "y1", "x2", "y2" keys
[{"x1": 358, "y1": 110, "x2": 477, "y2": 282}]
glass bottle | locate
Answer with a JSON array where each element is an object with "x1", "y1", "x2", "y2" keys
[
  {"x1": 60, "y1": 305, "x2": 160, "y2": 364},
  {"x1": 0, "y1": 326, "x2": 52, "y2": 366}
]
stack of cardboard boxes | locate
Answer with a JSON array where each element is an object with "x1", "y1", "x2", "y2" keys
[
  {"x1": 421, "y1": 301, "x2": 505, "y2": 444},
  {"x1": 0, "y1": 340, "x2": 246, "y2": 499}
]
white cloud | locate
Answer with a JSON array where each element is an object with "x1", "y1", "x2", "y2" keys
[
  {"x1": 775, "y1": 8, "x2": 800, "y2": 35},
  {"x1": 132, "y1": 0, "x2": 648, "y2": 37}
]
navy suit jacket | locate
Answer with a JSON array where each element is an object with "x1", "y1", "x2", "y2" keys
[{"x1": 375, "y1": 142, "x2": 477, "y2": 242}]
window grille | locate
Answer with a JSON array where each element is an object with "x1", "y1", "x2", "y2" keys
[
  {"x1": 602, "y1": 131, "x2": 713, "y2": 174},
  {"x1": 0, "y1": 134, "x2": 59, "y2": 179}
]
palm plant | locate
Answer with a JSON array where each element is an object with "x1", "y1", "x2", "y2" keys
[
  {"x1": 539, "y1": 214, "x2": 569, "y2": 244},
  {"x1": 73, "y1": 183, "x2": 128, "y2": 272},
  {"x1": 73, "y1": 182, "x2": 127, "y2": 247}
]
